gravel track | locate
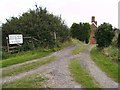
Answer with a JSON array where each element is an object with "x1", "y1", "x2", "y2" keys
[
  {"x1": 76, "y1": 45, "x2": 118, "y2": 88},
  {"x1": 1, "y1": 45, "x2": 82, "y2": 88},
  {"x1": 1, "y1": 44, "x2": 118, "y2": 88}
]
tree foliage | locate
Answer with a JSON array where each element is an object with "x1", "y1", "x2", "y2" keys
[
  {"x1": 95, "y1": 23, "x2": 114, "y2": 48},
  {"x1": 2, "y1": 5, "x2": 69, "y2": 50},
  {"x1": 70, "y1": 22, "x2": 91, "y2": 43},
  {"x1": 70, "y1": 23, "x2": 80, "y2": 39}
]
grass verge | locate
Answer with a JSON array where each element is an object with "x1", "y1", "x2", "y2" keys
[
  {"x1": 1, "y1": 48, "x2": 53, "y2": 68},
  {"x1": 2, "y1": 73, "x2": 46, "y2": 88},
  {"x1": 2, "y1": 56, "x2": 56, "y2": 77},
  {"x1": 69, "y1": 59, "x2": 99, "y2": 88},
  {"x1": 90, "y1": 46, "x2": 119, "y2": 82},
  {"x1": 101, "y1": 46, "x2": 118, "y2": 63},
  {"x1": 72, "y1": 45, "x2": 87, "y2": 55}
]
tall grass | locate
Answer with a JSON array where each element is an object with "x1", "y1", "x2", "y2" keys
[{"x1": 101, "y1": 46, "x2": 118, "y2": 63}]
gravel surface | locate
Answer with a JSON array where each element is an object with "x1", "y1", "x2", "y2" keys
[
  {"x1": 76, "y1": 45, "x2": 118, "y2": 88},
  {"x1": 1, "y1": 44, "x2": 118, "y2": 88},
  {"x1": 1, "y1": 45, "x2": 82, "y2": 88},
  {"x1": 41, "y1": 44, "x2": 82, "y2": 88}
]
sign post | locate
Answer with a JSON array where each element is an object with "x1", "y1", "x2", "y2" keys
[
  {"x1": 9, "y1": 34, "x2": 23, "y2": 44},
  {"x1": 7, "y1": 34, "x2": 23, "y2": 52}
]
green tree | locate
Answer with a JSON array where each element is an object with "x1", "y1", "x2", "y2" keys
[
  {"x1": 2, "y1": 5, "x2": 69, "y2": 51},
  {"x1": 84, "y1": 23, "x2": 91, "y2": 43},
  {"x1": 79, "y1": 23, "x2": 90, "y2": 43},
  {"x1": 95, "y1": 23, "x2": 114, "y2": 48},
  {"x1": 70, "y1": 23, "x2": 80, "y2": 39},
  {"x1": 70, "y1": 22, "x2": 90, "y2": 43}
]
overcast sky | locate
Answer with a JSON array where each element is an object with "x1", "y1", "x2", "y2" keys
[{"x1": 0, "y1": 0, "x2": 119, "y2": 28}]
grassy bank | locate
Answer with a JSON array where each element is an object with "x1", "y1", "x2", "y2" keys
[
  {"x1": 101, "y1": 46, "x2": 118, "y2": 63},
  {"x1": 69, "y1": 59, "x2": 99, "y2": 88},
  {"x1": 91, "y1": 46, "x2": 119, "y2": 82},
  {"x1": 2, "y1": 56, "x2": 56, "y2": 77},
  {"x1": 1, "y1": 48, "x2": 53, "y2": 68},
  {"x1": 2, "y1": 73, "x2": 46, "y2": 88}
]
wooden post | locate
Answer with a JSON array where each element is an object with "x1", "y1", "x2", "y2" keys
[
  {"x1": 54, "y1": 32, "x2": 56, "y2": 40},
  {"x1": 53, "y1": 32, "x2": 57, "y2": 46},
  {"x1": 6, "y1": 37, "x2": 9, "y2": 52}
]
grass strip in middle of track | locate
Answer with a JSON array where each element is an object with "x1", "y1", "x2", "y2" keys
[
  {"x1": 2, "y1": 73, "x2": 46, "y2": 88},
  {"x1": 72, "y1": 45, "x2": 88, "y2": 55},
  {"x1": 69, "y1": 59, "x2": 99, "y2": 88},
  {"x1": 2, "y1": 56, "x2": 56, "y2": 77}
]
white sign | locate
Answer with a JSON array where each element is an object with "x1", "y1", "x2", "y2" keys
[{"x1": 9, "y1": 34, "x2": 23, "y2": 44}]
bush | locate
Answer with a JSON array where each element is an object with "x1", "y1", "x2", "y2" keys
[
  {"x1": 95, "y1": 23, "x2": 114, "y2": 48},
  {"x1": 2, "y1": 5, "x2": 69, "y2": 51}
]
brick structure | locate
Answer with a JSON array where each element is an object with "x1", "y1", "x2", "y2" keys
[{"x1": 89, "y1": 16, "x2": 97, "y2": 44}]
